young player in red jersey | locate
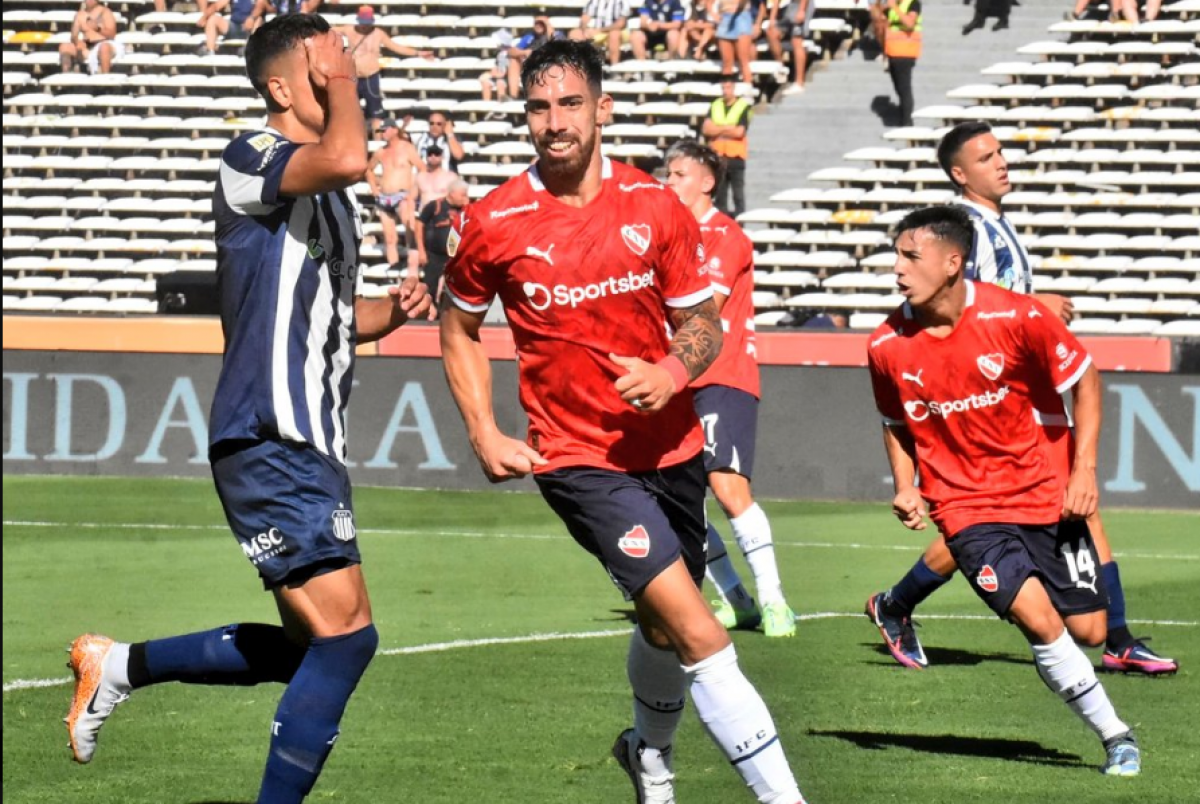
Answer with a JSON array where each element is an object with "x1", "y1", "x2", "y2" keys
[
  {"x1": 867, "y1": 122, "x2": 1176, "y2": 677},
  {"x1": 664, "y1": 140, "x2": 797, "y2": 639},
  {"x1": 867, "y1": 205, "x2": 1141, "y2": 777},
  {"x1": 439, "y1": 40, "x2": 808, "y2": 804}
]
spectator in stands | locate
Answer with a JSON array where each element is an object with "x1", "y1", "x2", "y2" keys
[
  {"x1": 199, "y1": 0, "x2": 260, "y2": 56},
  {"x1": 414, "y1": 179, "x2": 469, "y2": 306},
  {"x1": 366, "y1": 120, "x2": 423, "y2": 267},
  {"x1": 702, "y1": 74, "x2": 751, "y2": 217},
  {"x1": 962, "y1": 0, "x2": 1011, "y2": 33},
  {"x1": 750, "y1": 0, "x2": 785, "y2": 65},
  {"x1": 480, "y1": 29, "x2": 514, "y2": 103},
  {"x1": 59, "y1": 0, "x2": 124, "y2": 75},
  {"x1": 882, "y1": 0, "x2": 921, "y2": 127},
  {"x1": 247, "y1": 0, "x2": 320, "y2": 22},
  {"x1": 679, "y1": 0, "x2": 717, "y2": 59},
  {"x1": 413, "y1": 112, "x2": 466, "y2": 172},
  {"x1": 867, "y1": 0, "x2": 888, "y2": 61},
  {"x1": 800, "y1": 311, "x2": 847, "y2": 328},
  {"x1": 1071, "y1": 0, "x2": 1139, "y2": 22},
  {"x1": 488, "y1": 17, "x2": 561, "y2": 101},
  {"x1": 630, "y1": 0, "x2": 685, "y2": 61},
  {"x1": 780, "y1": 0, "x2": 813, "y2": 96},
  {"x1": 570, "y1": 0, "x2": 631, "y2": 67},
  {"x1": 414, "y1": 145, "x2": 459, "y2": 210},
  {"x1": 335, "y1": 6, "x2": 434, "y2": 133},
  {"x1": 715, "y1": 0, "x2": 755, "y2": 84}
]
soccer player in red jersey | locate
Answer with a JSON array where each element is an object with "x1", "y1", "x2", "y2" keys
[
  {"x1": 866, "y1": 121, "x2": 1177, "y2": 677},
  {"x1": 867, "y1": 205, "x2": 1141, "y2": 777},
  {"x1": 440, "y1": 40, "x2": 808, "y2": 804},
  {"x1": 664, "y1": 140, "x2": 797, "y2": 639}
]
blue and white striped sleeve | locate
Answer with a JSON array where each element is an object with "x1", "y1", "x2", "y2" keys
[{"x1": 218, "y1": 131, "x2": 302, "y2": 217}]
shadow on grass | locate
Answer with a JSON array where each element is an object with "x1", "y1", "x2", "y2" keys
[
  {"x1": 810, "y1": 729, "x2": 1087, "y2": 768},
  {"x1": 862, "y1": 642, "x2": 1029, "y2": 668},
  {"x1": 604, "y1": 609, "x2": 639, "y2": 625}
]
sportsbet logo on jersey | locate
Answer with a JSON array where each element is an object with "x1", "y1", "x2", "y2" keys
[
  {"x1": 522, "y1": 269, "x2": 656, "y2": 312},
  {"x1": 904, "y1": 386, "x2": 1012, "y2": 422}
]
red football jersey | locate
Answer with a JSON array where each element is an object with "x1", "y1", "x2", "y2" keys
[
  {"x1": 868, "y1": 281, "x2": 1092, "y2": 537},
  {"x1": 444, "y1": 158, "x2": 712, "y2": 473},
  {"x1": 691, "y1": 207, "x2": 760, "y2": 398}
]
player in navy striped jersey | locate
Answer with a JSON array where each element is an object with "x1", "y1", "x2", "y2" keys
[
  {"x1": 64, "y1": 15, "x2": 434, "y2": 802},
  {"x1": 865, "y1": 121, "x2": 1177, "y2": 677}
]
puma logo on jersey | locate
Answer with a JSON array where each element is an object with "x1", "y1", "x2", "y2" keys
[
  {"x1": 525, "y1": 244, "x2": 556, "y2": 266},
  {"x1": 902, "y1": 370, "x2": 924, "y2": 388}
]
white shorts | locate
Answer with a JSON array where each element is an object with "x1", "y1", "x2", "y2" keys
[{"x1": 87, "y1": 39, "x2": 126, "y2": 73}]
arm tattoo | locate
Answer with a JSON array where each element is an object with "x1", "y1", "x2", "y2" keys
[{"x1": 667, "y1": 299, "x2": 723, "y2": 381}]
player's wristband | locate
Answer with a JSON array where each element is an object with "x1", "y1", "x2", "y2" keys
[
  {"x1": 327, "y1": 74, "x2": 357, "y2": 84},
  {"x1": 657, "y1": 355, "x2": 689, "y2": 393}
]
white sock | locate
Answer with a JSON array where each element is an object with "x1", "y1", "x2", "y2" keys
[
  {"x1": 627, "y1": 628, "x2": 686, "y2": 775},
  {"x1": 706, "y1": 524, "x2": 755, "y2": 610},
  {"x1": 732, "y1": 504, "x2": 784, "y2": 605},
  {"x1": 684, "y1": 644, "x2": 803, "y2": 803},
  {"x1": 1032, "y1": 629, "x2": 1128, "y2": 742},
  {"x1": 104, "y1": 641, "x2": 132, "y2": 691}
]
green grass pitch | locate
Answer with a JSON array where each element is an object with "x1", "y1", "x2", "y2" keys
[{"x1": 3, "y1": 476, "x2": 1198, "y2": 803}]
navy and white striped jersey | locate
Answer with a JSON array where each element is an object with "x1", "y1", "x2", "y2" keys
[
  {"x1": 210, "y1": 128, "x2": 363, "y2": 463},
  {"x1": 958, "y1": 198, "x2": 1033, "y2": 295}
]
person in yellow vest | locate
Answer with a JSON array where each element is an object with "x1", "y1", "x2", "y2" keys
[
  {"x1": 701, "y1": 74, "x2": 752, "y2": 217},
  {"x1": 883, "y1": 0, "x2": 921, "y2": 126}
]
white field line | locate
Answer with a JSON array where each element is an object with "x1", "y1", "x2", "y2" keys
[
  {"x1": 5, "y1": 612, "x2": 1196, "y2": 694},
  {"x1": 4, "y1": 520, "x2": 1197, "y2": 562}
]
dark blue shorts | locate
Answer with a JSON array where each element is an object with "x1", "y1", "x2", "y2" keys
[
  {"x1": 948, "y1": 520, "x2": 1107, "y2": 620},
  {"x1": 356, "y1": 72, "x2": 385, "y2": 119},
  {"x1": 535, "y1": 456, "x2": 708, "y2": 600},
  {"x1": 211, "y1": 439, "x2": 362, "y2": 589},
  {"x1": 692, "y1": 385, "x2": 758, "y2": 478}
]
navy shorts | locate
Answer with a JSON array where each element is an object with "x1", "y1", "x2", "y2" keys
[
  {"x1": 356, "y1": 72, "x2": 385, "y2": 119},
  {"x1": 211, "y1": 439, "x2": 362, "y2": 589},
  {"x1": 948, "y1": 520, "x2": 1107, "y2": 620},
  {"x1": 535, "y1": 456, "x2": 708, "y2": 599},
  {"x1": 692, "y1": 385, "x2": 758, "y2": 478}
]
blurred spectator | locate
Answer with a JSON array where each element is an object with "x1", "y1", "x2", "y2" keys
[
  {"x1": 1072, "y1": 0, "x2": 1159, "y2": 22},
  {"x1": 247, "y1": 0, "x2": 320, "y2": 21},
  {"x1": 480, "y1": 29, "x2": 514, "y2": 102},
  {"x1": 751, "y1": 0, "x2": 785, "y2": 65},
  {"x1": 335, "y1": 6, "x2": 433, "y2": 132},
  {"x1": 198, "y1": 0, "x2": 259, "y2": 56},
  {"x1": 715, "y1": 0, "x2": 755, "y2": 83},
  {"x1": 413, "y1": 112, "x2": 466, "y2": 172},
  {"x1": 867, "y1": 0, "x2": 888, "y2": 60},
  {"x1": 963, "y1": 0, "x2": 1011, "y2": 33},
  {"x1": 630, "y1": 0, "x2": 685, "y2": 61},
  {"x1": 679, "y1": 0, "x2": 717, "y2": 59},
  {"x1": 702, "y1": 74, "x2": 751, "y2": 217},
  {"x1": 414, "y1": 145, "x2": 459, "y2": 209},
  {"x1": 570, "y1": 0, "x2": 631, "y2": 66},
  {"x1": 800, "y1": 311, "x2": 848, "y2": 329},
  {"x1": 483, "y1": 17, "x2": 560, "y2": 101},
  {"x1": 414, "y1": 180, "x2": 470, "y2": 305},
  {"x1": 882, "y1": 0, "x2": 921, "y2": 127},
  {"x1": 780, "y1": 0, "x2": 813, "y2": 96},
  {"x1": 60, "y1": 0, "x2": 123, "y2": 74},
  {"x1": 366, "y1": 120, "x2": 422, "y2": 267}
]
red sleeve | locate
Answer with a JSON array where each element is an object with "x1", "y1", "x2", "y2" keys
[
  {"x1": 1020, "y1": 300, "x2": 1092, "y2": 394},
  {"x1": 657, "y1": 196, "x2": 712, "y2": 309},
  {"x1": 868, "y1": 340, "x2": 906, "y2": 426},
  {"x1": 443, "y1": 203, "x2": 497, "y2": 313},
  {"x1": 707, "y1": 229, "x2": 753, "y2": 296}
]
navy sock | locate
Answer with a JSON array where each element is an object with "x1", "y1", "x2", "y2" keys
[
  {"x1": 129, "y1": 623, "x2": 305, "y2": 689},
  {"x1": 886, "y1": 557, "x2": 952, "y2": 616},
  {"x1": 258, "y1": 624, "x2": 378, "y2": 804},
  {"x1": 1102, "y1": 562, "x2": 1133, "y2": 650}
]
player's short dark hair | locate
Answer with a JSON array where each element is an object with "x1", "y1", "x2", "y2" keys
[
  {"x1": 894, "y1": 205, "x2": 974, "y2": 258},
  {"x1": 520, "y1": 38, "x2": 604, "y2": 98},
  {"x1": 936, "y1": 121, "x2": 993, "y2": 187},
  {"x1": 246, "y1": 13, "x2": 331, "y2": 111},
  {"x1": 664, "y1": 139, "x2": 724, "y2": 195}
]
